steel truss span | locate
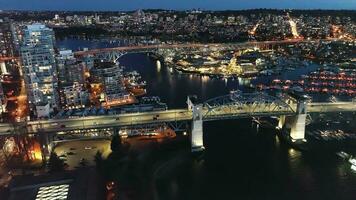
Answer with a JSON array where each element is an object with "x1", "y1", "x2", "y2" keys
[{"x1": 202, "y1": 91, "x2": 295, "y2": 120}]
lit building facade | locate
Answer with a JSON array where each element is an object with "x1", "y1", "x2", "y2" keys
[
  {"x1": 0, "y1": 81, "x2": 6, "y2": 115},
  {"x1": 20, "y1": 24, "x2": 59, "y2": 117},
  {"x1": 0, "y1": 19, "x2": 16, "y2": 57},
  {"x1": 56, "y1": 50, "x2": 89, "y2": 109},
  {"x1": 90, "y1": 61, "x2": 129, "y2": 104},
  {"x1": 56, "y1": 50, "x2": 86, "y2": 85},
  {"x1": 59, "y1": 82, "x2": 89, "y2": 109}
]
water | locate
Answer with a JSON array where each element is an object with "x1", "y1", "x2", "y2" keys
[
  {"x1": 57, "y1": 38, "x2": 356, "y2": 199},
  {"x1": 57, "y1": 37, "x2": 130, "y2": 51}
]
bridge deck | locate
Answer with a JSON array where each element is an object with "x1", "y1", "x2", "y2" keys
[
  {"x1": 308, "y1": 102, "x2": 356, "y2": 113},
  {"x1": 0, "y1": 102, "x2": 354, "y2": 135}
]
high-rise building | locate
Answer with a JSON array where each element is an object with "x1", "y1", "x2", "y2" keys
[
  {"x1": 0, "y1": 19, "x2": 18, "y2": 75},
  {"x1": 56, "y1": 50, "x2": 89, "y2": 109},
  {"x1": 90, "y1": 61, "x2": 129, "y2": 105},
  {"x1": 0, "y1": 19, "x2": 16, "y2": 57},
  {"x1": 56, "y1": 50, "x2": 86, "y2": 85},
  {"x1": 59, "y1": 82, "x2": 89, "y2": 109},
  {"x1": 20, "y1": 23, "x2": 58, "y2": 118},
  {"x1": 0, "y1": 81, "x2": 6, "y2": 115}
]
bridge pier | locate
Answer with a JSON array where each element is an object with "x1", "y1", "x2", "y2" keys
[
  {"x1": 278, "y1": 115, "x2": 286, "y2": 130},
  {"x1": 188, "y1": 96, "x2": 205, "y2": 152},
  {"x1": 284, "y1": 98, "x2": 308, "y2": 142},
  {"x1": 287, "y1": 114, "x2": 307, "y2": 141},
  {"x1": 191, "y1": 104, "x2": 204, "y2": 152}
]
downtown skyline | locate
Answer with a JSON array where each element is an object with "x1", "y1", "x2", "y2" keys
[
  {"x1": 0, "y1": 3, "x2": 356, "y2": 200},
  {"x1": 0, "y1": 0, "x2": 356, "y2": 11}
]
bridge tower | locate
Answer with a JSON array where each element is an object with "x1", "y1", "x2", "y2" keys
[
  {"x1": 284, "y1": 97, "x2": 308, "y2": 142},
  {"x1": 191, "y1": 104, "x2": 204, "y2": 152},
  {"x1": 187, "y1": 96, "x2": 205, "y2": 152}
]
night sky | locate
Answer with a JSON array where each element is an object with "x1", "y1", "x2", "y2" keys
[{"x1": 0, "y1": 0, "x2": 355, "y2": 11}]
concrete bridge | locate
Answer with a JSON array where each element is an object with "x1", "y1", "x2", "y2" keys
[{"x1": 0, "y1": 91, "x2": 355, "y2": 152}]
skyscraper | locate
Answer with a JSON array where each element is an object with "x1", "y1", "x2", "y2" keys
[{"x1": 20, "y1": 23, "x2": 58, "y2": 118}]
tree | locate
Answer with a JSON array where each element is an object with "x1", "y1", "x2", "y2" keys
[
  {"x1": 94, "y1": 150, "x2": 103, "y2": 171},
  {"x1": 110, "y1": 134, "x2": 122, "y2": 153},
  {"x1": 48, "y1": 152, "x2": 65, "y2": 172}
]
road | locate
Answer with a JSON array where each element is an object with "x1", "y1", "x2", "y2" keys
[
  {"x1": 308, "y1": 102, "x2": 356, "y2": 113},
  {"x1": 27, "y1": 109, "x2": 192, "y2": 133}
]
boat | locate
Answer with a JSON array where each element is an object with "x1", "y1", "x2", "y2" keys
[
  {"x1": 336, "y1": 151, "x2": 351, "y2": 160},
  {"x1": 349, "y1": 158, "x2": 356, "y2": 167},
  {"x1": 349, "y1": 158, "x2": 356, "y2": 171},
  {"x1": 351, "y1": 164, "x2": 356, "y2": 172}
]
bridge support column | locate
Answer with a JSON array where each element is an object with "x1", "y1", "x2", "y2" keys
[
  {"x1": 286, "y1": 98, "x2": 308, "y2": 142},
  {"x1": 288, "y1": 114, "x2": 307, "y2": 141},
  {"x1": 278, "y1": 115, "x2": 286, "y2": 130},
  {"x1": 191, "y1": 104, "x2": 204, "y2": 152}
]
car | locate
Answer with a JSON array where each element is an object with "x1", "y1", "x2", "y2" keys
[
  {"x1": 67, "y1": 151, "x2": 75, "y2": 155},
  {"x1": 84, "y1": 146, "x2": 92, "y2": 150},
  {"x1": 115, "y1": 117, "x2": 120, "y2": 121},
  {"x1": 60, "y1": 124, "x2": 66, "y2": 128},
  {"x1": 153, "y1": 117, "x2": 158, "y2": 120}
]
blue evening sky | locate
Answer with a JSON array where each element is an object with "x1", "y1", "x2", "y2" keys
[{"x1": 0, "y1": 0, "x2": 355, "y2": 11}]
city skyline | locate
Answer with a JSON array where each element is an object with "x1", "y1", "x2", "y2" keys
[
  {"x1": 0, "y1": 0, "x2": 356, "y2": 11},
  {"x1": 0, "y1": 7, "x2": 356, "y2": 200}
]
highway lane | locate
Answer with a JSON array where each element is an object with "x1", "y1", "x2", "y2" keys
[
  {"x1": 26, "y1": 109, "x2": 192, "y2": 133},
  {"x1": 308, "y1": 102, "x2": 356, "y2": 113}
]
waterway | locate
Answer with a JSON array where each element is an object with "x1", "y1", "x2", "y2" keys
[{"x1": 57, "y1": 38, "x2": 356, "y2": 200}]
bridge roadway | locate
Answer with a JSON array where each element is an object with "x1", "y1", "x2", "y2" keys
[
  {"x1": 0, "y1": 101, "x2": 354, "y2": 135},
  {"x1": 74, "y1": 38, "x2": 338, "y2": 57},
  {"x1": 308, "y1": 102, "x2": 356, "y2": 113}
]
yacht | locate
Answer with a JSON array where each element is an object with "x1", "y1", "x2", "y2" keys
[
  {"x1": 349, "y1": 158, "x2": 356, "y2": 166},
  {"x1": 336, "y1": 151, "x2": 350, "y2": 160}
]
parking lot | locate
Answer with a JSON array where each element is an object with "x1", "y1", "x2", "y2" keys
[{"x1": 53, "y1": 139, "x2": 111, "y2": 170}]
